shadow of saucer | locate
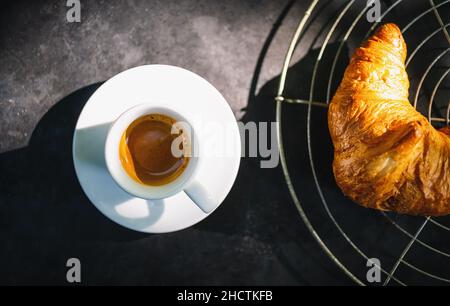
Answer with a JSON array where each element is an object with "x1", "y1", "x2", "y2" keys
[
  {"x1": 0, "y1": 82, "x2": 152, "y2": 242},
  {"x1": 191, "y1": 0, "x2": 355, "y2": 284},
  {"x1": 192, "y1": 43, "x2": 353, "y2": 285}
]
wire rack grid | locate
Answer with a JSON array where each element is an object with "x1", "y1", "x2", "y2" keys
[{"x1": 275, "y1": 0, "x2": 450, "y2": 285}]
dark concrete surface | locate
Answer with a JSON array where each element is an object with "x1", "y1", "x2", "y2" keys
[
  {"x1": 0, "y1": 0, "x2": 352, "y2": 285},
  {"x1": 0, "y1": 0, "x2": 448, "y2": 285},
  {"x1": 0, "y1": 0, "x2": 302, "y2": 152}
]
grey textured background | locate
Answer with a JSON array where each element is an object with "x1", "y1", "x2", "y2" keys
[
  {"x1": 0, "y1": 0, "x2": 353, "y2": 285},
  {"x1": 0, "y1": 0, "x2": 302, "y2": 152},
  {"x1": 1, "y1": 0, "x2": 449, "y2": 285}
]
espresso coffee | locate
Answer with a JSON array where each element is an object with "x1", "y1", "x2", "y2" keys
[{"x1": 119, "y1": 113, "x2": 190, "y2": 186}]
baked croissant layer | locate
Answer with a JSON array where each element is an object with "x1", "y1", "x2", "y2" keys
[{"x1": 328, "y1": 23, "x2": 450, "y2": 216}]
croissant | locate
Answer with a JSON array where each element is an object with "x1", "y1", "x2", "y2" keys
[{"x1": 328, "y1": 23, "x2": 450, "y2": 216}]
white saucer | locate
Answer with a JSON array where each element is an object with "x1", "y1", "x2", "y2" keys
[{"x1": 72, "y1": 65, "x2": 241, "y2": 233}]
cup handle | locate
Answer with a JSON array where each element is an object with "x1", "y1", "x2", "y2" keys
[{"x1": 183, "y1": 180, "x2": 216, "y2": 213}]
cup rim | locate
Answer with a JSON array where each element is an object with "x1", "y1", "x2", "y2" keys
[{"x1": 104, "y1": 104, "x2": 199, "y2": 200}]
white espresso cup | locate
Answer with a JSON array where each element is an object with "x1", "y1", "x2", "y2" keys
[{"x1": 105, "y1": 104, "x2": 216, "y2": 213}]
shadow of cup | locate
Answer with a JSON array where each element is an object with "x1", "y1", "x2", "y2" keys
[
  {"x1": 74, "y1": 121, "x2": 166, "y2": 231},
  {"x1": 0, "y1": 82, "x2": 152, "y2": 241}
]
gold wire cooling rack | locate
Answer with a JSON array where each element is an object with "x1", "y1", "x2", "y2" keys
[{"x1": 275, "y1": 0, "x2": 450, "y2": 285}]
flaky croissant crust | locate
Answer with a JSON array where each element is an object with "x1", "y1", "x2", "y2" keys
[{"x1": 328, "y1": 23, "x2": 450, "y2": 216}]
